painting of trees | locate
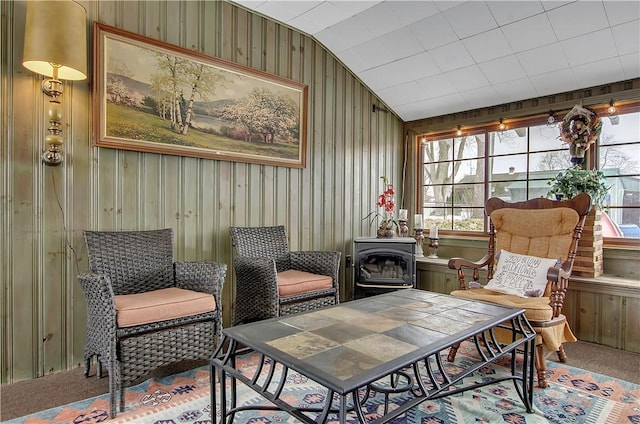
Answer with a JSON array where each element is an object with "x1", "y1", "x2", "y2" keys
[{"x1": 95, "y1": 23, "x2": 307, "y2": 168}]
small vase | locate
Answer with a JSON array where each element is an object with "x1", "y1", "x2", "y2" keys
[{"x1": 377, "y1": 213, "x2": 396, "y2": 238}]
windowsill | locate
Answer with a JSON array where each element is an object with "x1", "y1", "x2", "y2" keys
[{"x1": 416, "y1": 256, "x2": 639, "y2": 296}]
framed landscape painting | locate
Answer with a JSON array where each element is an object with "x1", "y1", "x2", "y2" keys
[{"x1": 92, "y1": 23, "x2": 308, "y2": 168}]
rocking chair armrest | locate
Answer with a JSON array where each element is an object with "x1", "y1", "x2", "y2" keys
[
  {"x1": 447, "y1": 254, "x2": 492, "y2": 272},
  {"x1": 175, "y1": 261, "x2": 227, "y2": 300},
  {"x1": 448, "y1": 254, "x2": 493, "y2": 290},
  {"x1": 546, "y1": 261, "x2": 571, "y2": 288}
]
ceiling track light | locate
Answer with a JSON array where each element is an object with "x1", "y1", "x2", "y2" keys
[
  {"x1": 546, "y1": 110, "x2": 556, "y2": 126},
  {"x1": 456, "y1": 124, "x2": 462, "y2": 136},
  {"x1": 608, "y1": 99, "x2": 620, "y2": 125},
  {"x1": 498, "y1": 117, "x2": 506, "y2": 131}
]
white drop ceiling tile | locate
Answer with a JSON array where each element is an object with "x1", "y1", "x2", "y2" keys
[
  {"x1": 397, "y1": 93, "x2": 468, "y2": 121},
  {"x1": 348, "y1": 2, "x2": 404, "y2": 38},
  {"x1": 619, "y1": 52, "x2": 640, "y2": 80},
  {"x1": 572, "y1": 57, "x2": 626, "y2": 88},
  {"x1": 328, "y1": 1, "x2": 381, "y2": 18},
  {"x1": 426, "y1": 92, "x2": 468, "y2": 113},
  {"x1": 485, "y1": 1, "x2": 545, "y2": 26},
  {"x1": 460, "y1": 86, "x2": 501, "y2": 110},
  {"x1": 429, "y1": 41, "x2": 475, "y2": 73},
  {"x1": 561, "y1": 29, "x2": 617, "y2": 68},
  {"x1": 288, "y1": 3, "x2": 349, "y2": 35},
  {"x1": 254, "y1": 1, "x2": 321, "y2": 23},
  {"x1": 443, "y1": 2, "x2": 498, "y2": 39},
  {"x1": 232, "y1": 0, "x2": 266, "y2": 8},
  {"x1": 501, "y1": 14, "x2": 557, "y2": 53},
  {"x1": 546, "y1": 1, "x2": 608, "y2": 40},
  {"x1": 541, "y1": 1, "x2": 573, "y2": 12},
  {"x1": 603, "y1": 1, "x2": 640, "y2": 26},
  {"x1": 313, "y1": 29, "x2": 346, "y2": 54},
  {"x1": 337, "y1": 46, "x2": 372, "y2": 73},
  {"x1": 359, "y1": 67, "x2": 392, "y2": 91},
  {"x1": 409, "y1": 14, "x2": 459, "y2": 51},
  {"x1": 528, "y1": 69, "x2": 578, "y2": 96},
  {"x1": 492, "y1": 78, "x2": 537, "y2": 103},
  {"x1": 517, "y1": 44, "x2": 569, "y2": 76},
  {"x1": 611, "y1": 20, "x2": 640, "y2": 56},
  {"x1": 378, "y1": 28, "x2": 425, "y2": 63},
  {"x1": 463, "y1": 29, "x2": 512, "y2": 63},
  {"x1": 445, "y1": 65, "x2": 491, "y2": 91},
  {"x1": 317, "y1": 19, "x2": 376, "y2": 52},
  {"x1": 415, "y1": 74, "x2": 458, "y2": 98},
  {"x1": 433, "y1": 1, "x2": 466, "y2": 13},
  {"x1": 377, "y1": 81, "x2": 426, "y2": 104},
  {"x1": 376, "y1": 51, "x2": 442, "y2": 84},
  {"x1": 393, "y1": 104, "x2": 430, "y2": 122},
  {"x1": 386, "y1": 1, "x2": 440, "y2": 26},
  {"x1": 479, "y1": 56, "x2": 527, "y2": 84}
]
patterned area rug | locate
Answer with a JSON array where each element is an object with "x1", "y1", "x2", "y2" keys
[{"x1": 8, "y1": 344, "x2": 639, "y2": 424}]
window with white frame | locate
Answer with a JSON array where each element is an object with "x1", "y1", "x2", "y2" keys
[{"x1": 419, "y1": 105, "x2": 640, "y2": 240}]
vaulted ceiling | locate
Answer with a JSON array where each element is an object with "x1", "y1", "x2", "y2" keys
[{"x1": 231, "y1": 1, "x2": 640, "y2": 122}]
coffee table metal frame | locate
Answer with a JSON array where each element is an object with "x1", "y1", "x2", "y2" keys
[{"x1": 210, "y1": 290, "x2": 536, "y2": 424}]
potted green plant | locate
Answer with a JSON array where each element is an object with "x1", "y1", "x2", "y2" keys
[{"x1": 547, "y1": 166, "x2": 609, "y2": 209}]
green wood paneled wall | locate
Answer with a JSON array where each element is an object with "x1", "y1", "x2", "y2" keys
[{"x1": 1, "y1": 1, "x2": 405, "y2": 383}]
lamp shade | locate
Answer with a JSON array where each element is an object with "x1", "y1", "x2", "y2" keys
[{"x1": 23, "y1": 1, "x2": 87, "y2": 80}]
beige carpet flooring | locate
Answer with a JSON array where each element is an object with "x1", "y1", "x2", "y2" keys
[{"x1": 1, "y1": 341, "x2": 639, "y2": 421}]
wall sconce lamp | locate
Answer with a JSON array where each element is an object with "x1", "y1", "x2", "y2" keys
[
  {"x1": 607, "y1": 99, "x2": 620, "y2": 125},
  {"x1": 22, "y1": 1, "x2": 87, "y2": 165},
  {"x1": 497, "y1": 117, "x2": 506, "y2": 131},
  {"x1": 456, "y1": 125, "x2": 463, "y2": 136}
]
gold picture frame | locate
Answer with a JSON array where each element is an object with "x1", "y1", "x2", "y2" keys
[{"x1": 93, "y1": 22, "x2": 308, "y2": 168}]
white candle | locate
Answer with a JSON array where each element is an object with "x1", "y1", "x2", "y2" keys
[
  {"x1": 399, "y1": 209, "x2": 408, "y2": 220},
  {"x1": 430, "y1": 226, "x2": 438, "y2": 238},
  {"x1": 414, "y1": 214, "x2": 423, "y2": 229}
]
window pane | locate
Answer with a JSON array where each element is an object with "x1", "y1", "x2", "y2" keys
[
  {"x1": 489, "y1": 154, "x2": 527, "y2": 180},
  {"x1": 529, "y1": 123, "x2": 563, "y2": 152},
  {"x1": 529, "y1": 151, "x2": 571, "y2": 173},
  {"x1": 600, "y1": 112, "x2": 640, "y2": 145},
  {"x1": 600, "y1": 144, "x2": 640, "y2": 174},
  {"x1": 453, "y1": 210, "x2": 484, "y2": 232},
  {"x1": 423, "y1": 162, "x2": 453, "y2": 185},
  {"x1": 455, "y1": 158, "x2": 485, "y2": 183},
  {"x1": 489, "y1": 128, "x2": 527, "y2": 155},
  {"x1": 453, "y1": 183, "x2": 485, "y2": 208},
  {"x1": 423, "y1": 139, "x2": 453, "y2": 162},
  {"x1": 454, "y1": 134, "x2": 485, "y2": 159},
  {"x1": 605, "y1": 175, "x2": 639, "y2": 208}
]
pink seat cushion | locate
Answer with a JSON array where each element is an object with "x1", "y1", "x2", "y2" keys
[
  {"x1": 114, "y1": 287, "x2": 216, "y2": 328},
  {"x1": 277, "y1": 270, "x2": 333, "y2": 297}
]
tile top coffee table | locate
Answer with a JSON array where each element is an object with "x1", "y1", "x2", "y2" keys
[{"x1": 210, "y1": 289, "x2": 536, "y2": 424}]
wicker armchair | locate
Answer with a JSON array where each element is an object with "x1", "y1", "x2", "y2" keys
[
  {"x1": 447, "y1": 194, "x2": 591, "y2": 388},
  {"x1": 229, "y1": 225, "x2": 341, "y2": 325},
  {"x1": 77, "y1": 229, "x2": 226, "y2": 418}
]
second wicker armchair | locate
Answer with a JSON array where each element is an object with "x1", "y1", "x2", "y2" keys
[{"x1": 229, "y1": 225, "x2": 341, "y2": 325}]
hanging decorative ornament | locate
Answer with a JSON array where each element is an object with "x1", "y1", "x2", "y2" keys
[{"x1": 558, "y1": 104, "x2": 602, "y2": 165}]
